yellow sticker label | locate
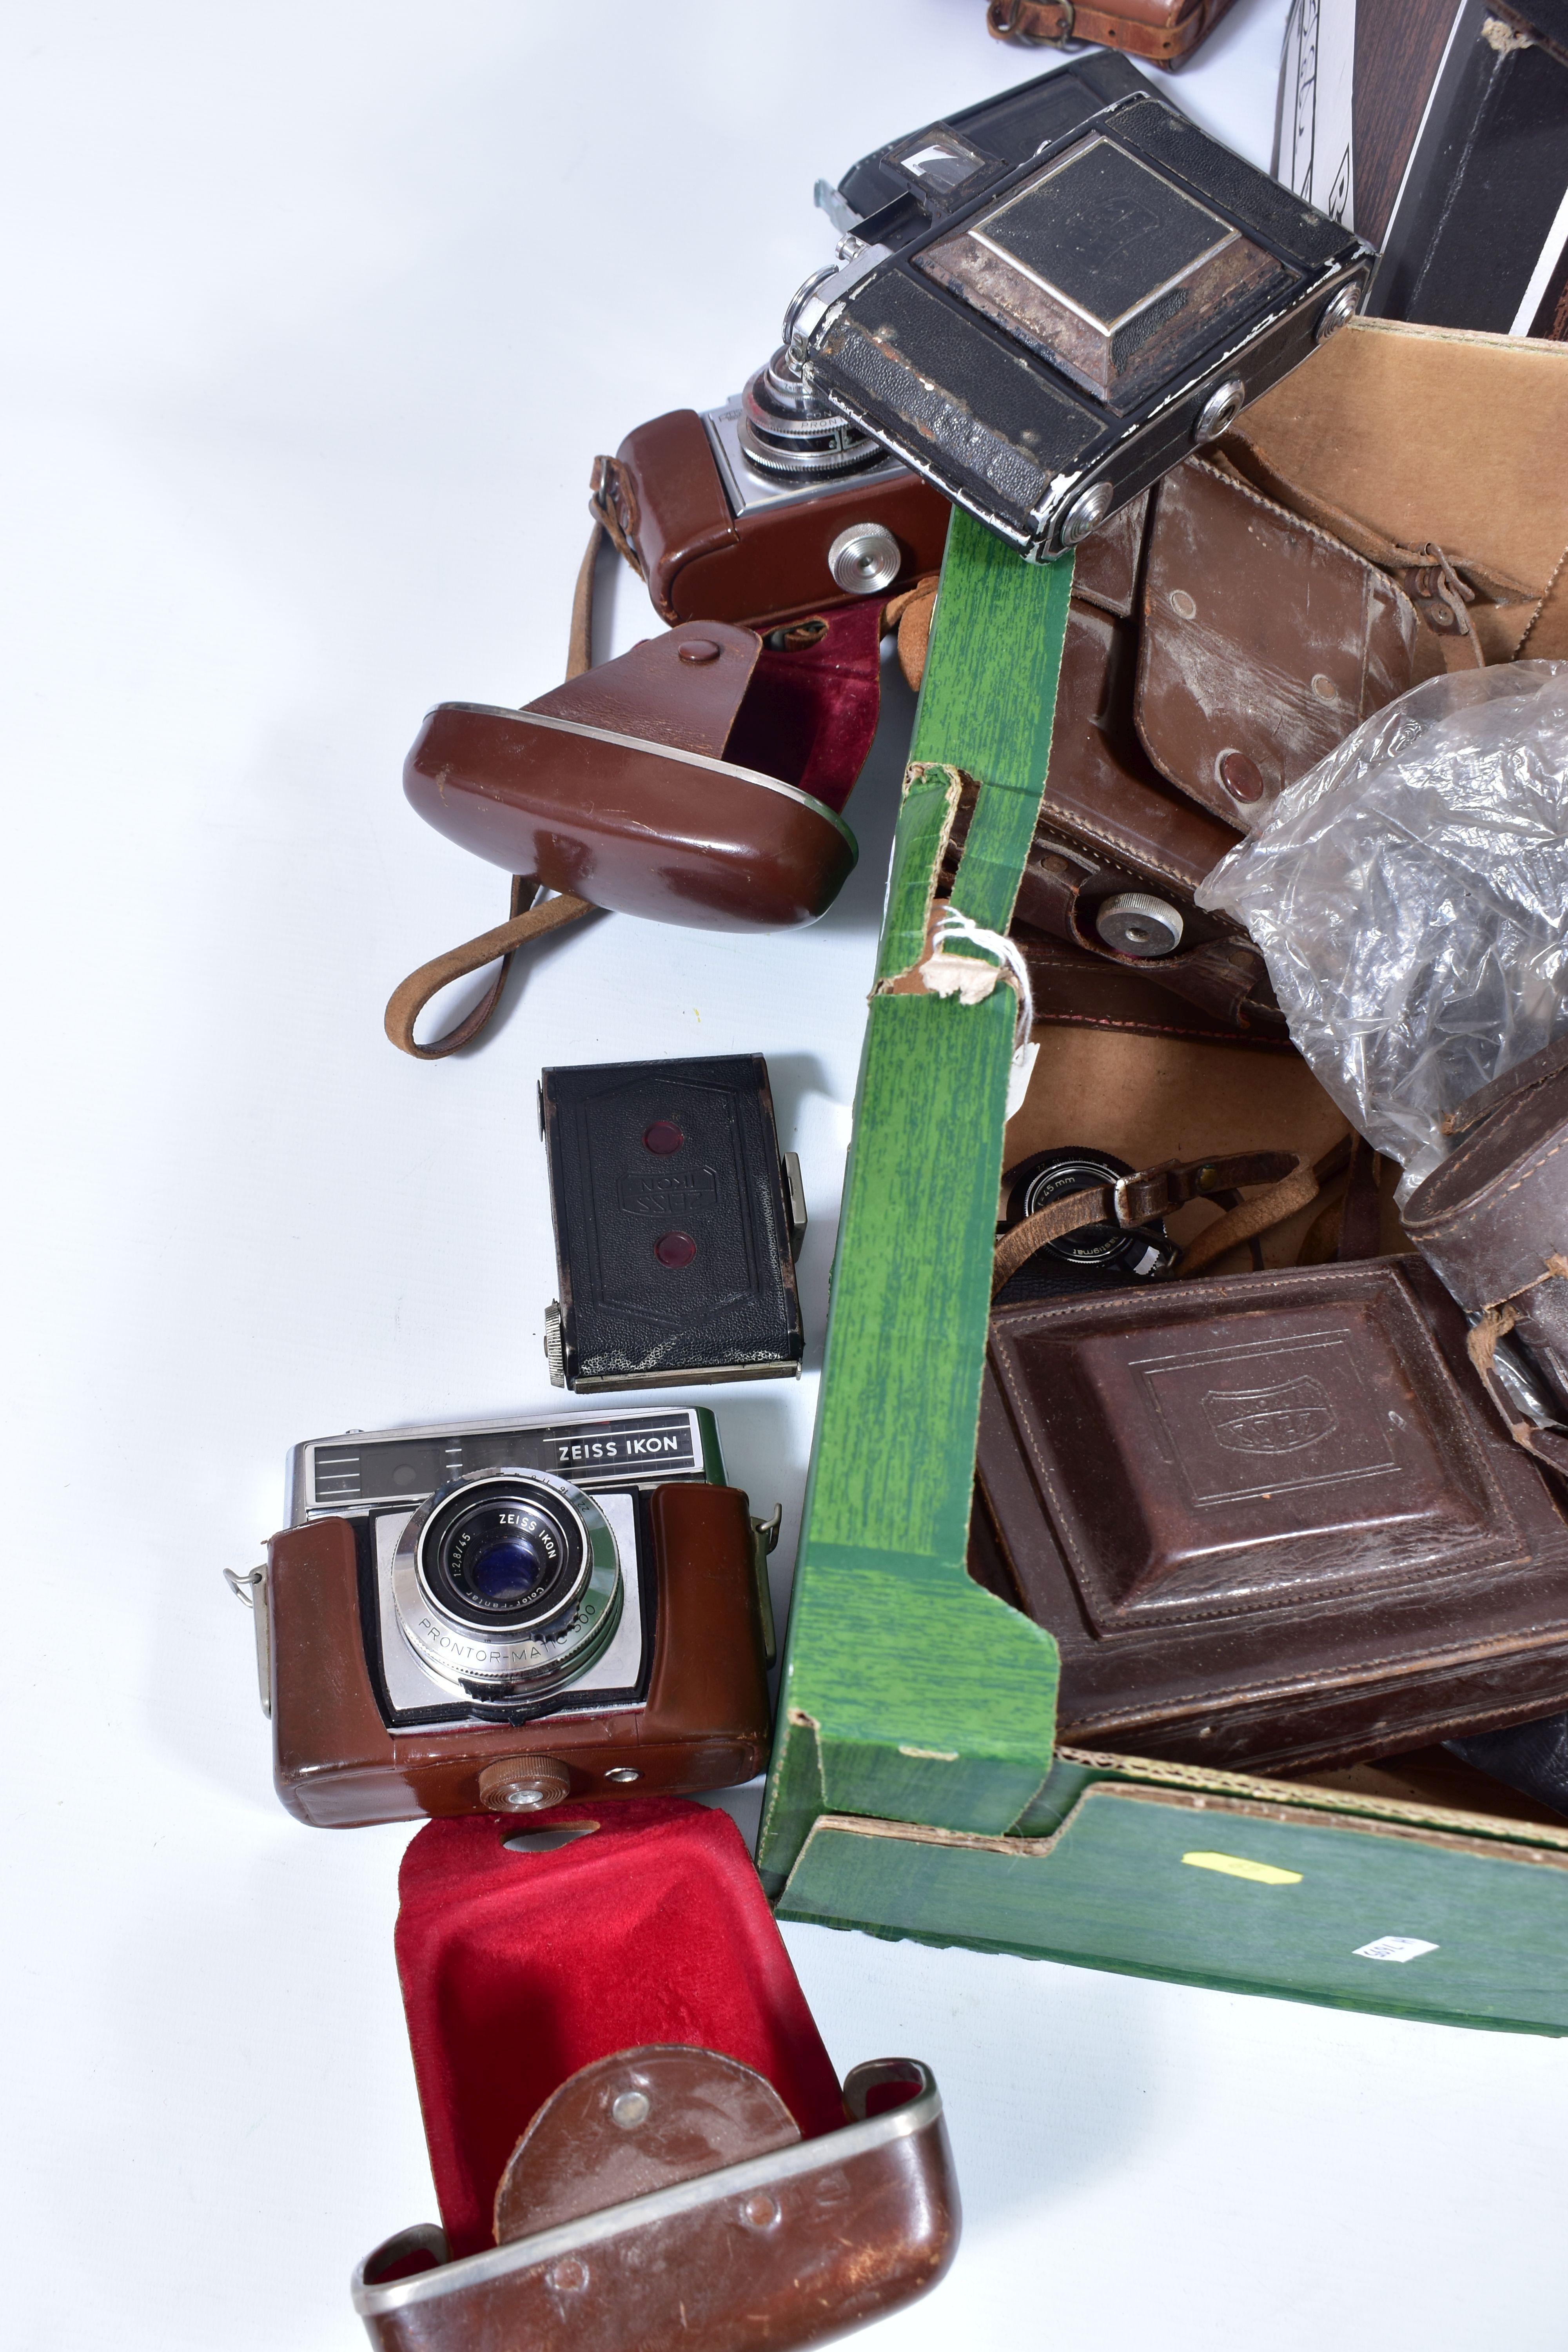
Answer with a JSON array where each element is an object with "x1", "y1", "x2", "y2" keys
[{"x1": 1181, "y1": 1850, "x2": 1303, "y2": 1886}]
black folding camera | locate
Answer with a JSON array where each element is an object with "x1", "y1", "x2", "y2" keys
[
  {"x1": 791, "y1": 72, "x2": 1376, "y2": 558},
  {"x1": 597, "y1": 54, "x2": 1151, "y2": 628},
  {"x1": 540, "y1": 1054, "x2": 807, "y2": 1393}
]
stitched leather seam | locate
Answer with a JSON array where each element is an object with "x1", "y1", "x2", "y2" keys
[
  {"x1": 1038, "y1": 792, "x2": 1207, "y2": 896},
  {"x1": 1188, "y1": 457, "x2": 1415, "y2": 589},
  {"x1": 1028, "y1": 1009, "x2": 1282, "y2": 1044},
  {"x1": 1409, "y1": 1122, "x2": 1568, "y2": 1243}
]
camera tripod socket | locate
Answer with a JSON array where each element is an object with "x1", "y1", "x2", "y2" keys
[{"x1": 477, "y1": 1755, "x2": 572, "y2": 1813}]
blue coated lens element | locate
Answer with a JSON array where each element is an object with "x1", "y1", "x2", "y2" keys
[{"x1": 470, "y1": 1535, "x2": 549, "y2": 1602}]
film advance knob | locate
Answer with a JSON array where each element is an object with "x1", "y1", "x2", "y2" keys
[
  {"x1": 1096, "y1": 892, "x2": 1184, "y2": 958},
  {"x1": 828, "y1": 521, "x2": 900, "y2": 595},
  {"x1": 477, "y1": 1755, "x2": 572, "y2": 1813}
]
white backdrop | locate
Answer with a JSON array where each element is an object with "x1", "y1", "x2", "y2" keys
[{"x1": 4, "y1": 3, "x2": 1566, "y2": 2345}]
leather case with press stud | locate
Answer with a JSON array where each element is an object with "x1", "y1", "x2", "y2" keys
[{"x1": 261, "y1": 1479, "x2": 772, "y2": 1828}]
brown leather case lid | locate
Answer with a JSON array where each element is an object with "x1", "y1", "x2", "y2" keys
[
  {"x1": 403, "y1": 690, "x2": 856, "y2": 936},
  {"x1": 976, "y1": 1259, "x2": 1568, "y2": 1772},
  {"x1": 1134, "y1": 458, "x2": 1417, "y2": 829}
]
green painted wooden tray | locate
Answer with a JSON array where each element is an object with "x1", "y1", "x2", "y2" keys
[{"x1": 755, "y1": 510, "x2": 1568, "y2": 2034}]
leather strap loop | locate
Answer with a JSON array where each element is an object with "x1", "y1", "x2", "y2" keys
[
  {"x1": 383, "y1": 879, "x2": 596, "y2": 1060},
  {"x1": 385, "y1": 519, "x2": 606, "y2": 1060},
  {"x1": 1467, "y1": 1305, "x2": 1568, "y2": 1483},
  {"x1": 992, "y1": 1150, "x2": 1311, "y2": 1296}
]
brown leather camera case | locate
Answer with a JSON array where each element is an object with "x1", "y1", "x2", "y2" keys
[
  {"x1": 985, "y1": 0, "x2": 1241, "y2": 69},
  {"x1": 265, "y1": 1483, "x2": 771, "y2": 1827},
  {"x1": 603, "y1": 407, "x2": 952, "y2": 630},
  {"x1": 405, "y1": 619, "x2": 864, "y2": 932},
  {"x1": 974, "y1": 1258, "x2": 1568, "y2": 1774}
]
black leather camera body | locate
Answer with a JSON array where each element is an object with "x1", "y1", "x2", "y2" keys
[{"x1": 790, "y1": 76, "x2": 1376, "y2": 560}]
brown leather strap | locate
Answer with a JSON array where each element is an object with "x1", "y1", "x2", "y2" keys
[
  {"x1": 1176, "y1": 1156, "x2": 1319, "y2": 1276},
  {"x1": 991, "y1": 1150, "x2": 1308, "y2": 1296},
  {"x1": 985, "y1": 0, "x2": 1223, "y2": 62},
  {"x1": 385, "y1": 519, "x2": 606, "y2": 1059},
  {"x1": 1467, "y1": 1304, "x2": 1568, "y2": 1483},
  {"x1": 383, "y1": 879, "x2": 595, "y2": 1060}
]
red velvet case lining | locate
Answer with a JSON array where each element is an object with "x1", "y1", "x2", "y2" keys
[
  {"x1": 395, "y1": 1799, "x2": 846, "y2": 2260},
  {"x1": 723, "y1": 600, "x2": 884, "y2": 814}
]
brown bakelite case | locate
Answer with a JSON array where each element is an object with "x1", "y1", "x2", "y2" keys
[
  {"x1": 267, "y1": 1483, "x2": 771, "y2": 1827},
  {"x1": 603, "y1": 407, "x2": 952, "y2": 631},
  {"x1": 352, "y1": 1804, "x2": 958, "y2": 2348},
  {"x1": 975, "y1": 1258, "x2": 1568, "y2": 1774},
  {"x1": 404, "y1": 617, "x2": 869, "y2": 932}
]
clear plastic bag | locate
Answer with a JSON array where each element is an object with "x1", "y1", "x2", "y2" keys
[{"x1": 1196, "y1": 662, "x2": 1568, "y2": 1201}]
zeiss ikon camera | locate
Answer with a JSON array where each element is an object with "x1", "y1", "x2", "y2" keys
[
  {"x1": 788, "y1": 74, "x2": 1375, "y2": 559},
  {"x1": 227, "y1": 1405, "x2": 777, "y2": 1827},
  {"x1": 597, "y1": 56, "x2": 1145, "y2": 630}
]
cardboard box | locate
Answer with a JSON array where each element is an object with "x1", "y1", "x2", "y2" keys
[{"x1": 757, "y1": 321, "x2": 1568, "y2": 2033}]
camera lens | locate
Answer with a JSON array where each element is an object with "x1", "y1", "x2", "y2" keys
[
  {"x1": 470, "y1": 1534, "x2": 550, "y2": 1603},
  {"x1": 393, "y1": 1465, "x2": 625, "y2": 1701},
  {"x1": 422, "y1": 1483, "x2": 587, "y2": 1631}
]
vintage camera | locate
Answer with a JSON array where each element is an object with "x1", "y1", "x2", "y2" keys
[
  {"x1": 225, "y1": 1404, "x2": 777, "y2": 1827},
  {"x1": 541, "y1": 1054, "x2": 807, "y2": 1393},
  {"x1": 597, "y1": 55, "x2": 1148, "y2": 629},
  {"x1": 597, "y1": 364, "x2": 950, "y2": 634},
  {"x1": 996, "y1": 1147, "x2": 1177, "y2": 1304},
  {"x1": 788, "y1": 73, "x2": 1376, "y2": 559}
]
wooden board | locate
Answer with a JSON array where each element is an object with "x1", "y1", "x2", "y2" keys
[{"x1": 756, "y1": 514, "x2": 1074, "y2": 1891}]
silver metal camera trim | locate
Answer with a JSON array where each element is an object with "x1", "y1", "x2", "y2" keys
[
  {"x1": 390, "y1": 1467, "x2": 624, "y2": 1698},
  {"x1": 375, "y1": 1487, "x2": 645, "y2": 1719},
  {"x1": 702, "y1": 400, "x2": 907, "y2": 521}
]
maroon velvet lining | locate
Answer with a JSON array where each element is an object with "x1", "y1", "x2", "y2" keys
[
  {"x1": 394, "y1": 1800, "x2": 846, "y2": 2260},
  {"x1": 722, "y1": 601, "x2": 883, "y2": 813}
]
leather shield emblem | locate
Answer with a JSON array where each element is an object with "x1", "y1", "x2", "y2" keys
[{"x1": 1202, "y1": 1375, "x2": 1336, "y2": 1455}]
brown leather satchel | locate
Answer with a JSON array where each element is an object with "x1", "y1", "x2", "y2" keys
[
  {"x1": 985, "y1": 0, "x2": 1241, "y2": 70},
  {"x1": 929, "y1": 455, "x2": 1421, "y2": 1035}
]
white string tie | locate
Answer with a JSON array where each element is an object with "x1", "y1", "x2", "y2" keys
[
  {"x1": 921, "y1": 906, "x2": 1038, "y2": 1120},
  {"x1": 922, "y1": 906, "x2": 1035, "y2": 1054}
]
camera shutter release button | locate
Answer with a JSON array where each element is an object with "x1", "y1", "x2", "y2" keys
[
  {"x1": 677, "y1": 638, "x2": 721, "y2": 664},
  {"x1": 654, "y1": 1231, "x2": 698, "y2": 1268},
  {"x1": 477, "y1": 1756, "x2": 571, "y2": 1813},
  {"x1": 828, "y1": 522, "x2": 900, "y2": 595}
]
